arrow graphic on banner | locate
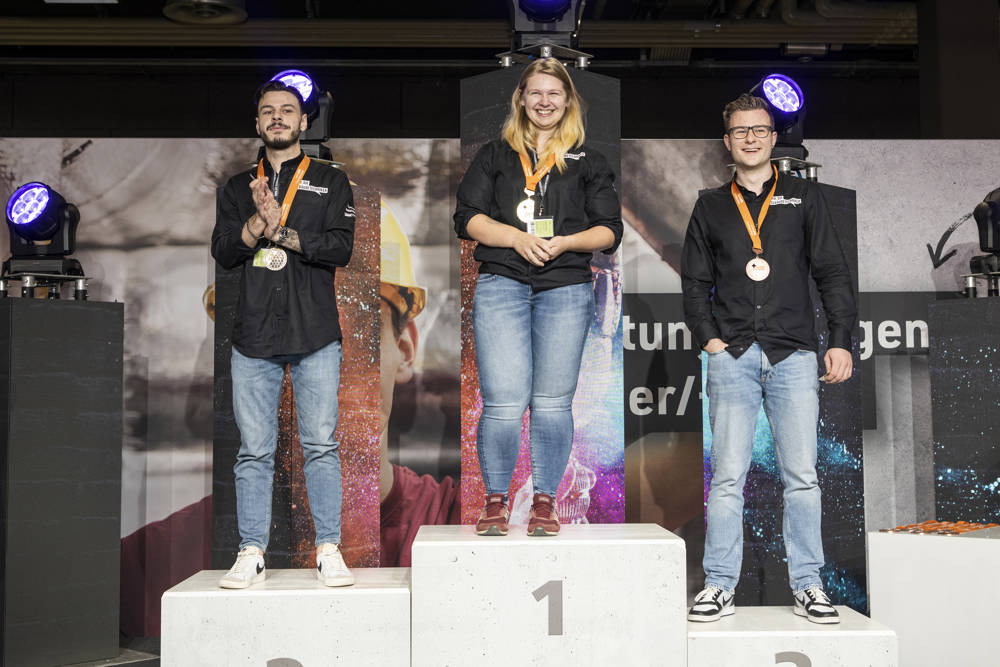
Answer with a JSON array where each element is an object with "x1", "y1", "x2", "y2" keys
[{"x1": 927, "y1": 212, "x2": 973, "y2": 269}]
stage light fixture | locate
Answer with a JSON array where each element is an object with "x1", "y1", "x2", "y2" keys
[
  {"x1": 507, "y1": 0, "x2": 585, "y2": 49},
  {"x1": 749, "y1": 73, "x2": 807, "y2": 161},
  {"x1": 264, "y1": 69, "x2": 334, "y2": 161},
  {"x1": 761, "y1": 75, "x2": 803, "y2": 114},
  {"x1": 519, "y1": 0, "x2": 573, "y2": 23},
  {"x1": 6, "y1": 182, "x2": 79, "y2": 251},
  {"x1": 271, "y1": 69, "x2": 316, "y2": 112},
  {"x1": 3, "y1": 182, "x2": 86, "y2": 299}
]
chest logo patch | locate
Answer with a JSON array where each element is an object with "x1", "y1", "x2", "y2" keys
[
  {"x1": 770, "y1": 195, "x2": 802, "y2": 207},
  {"x1": 299, "y1": 180, "x2": 329, "y2": 195}
]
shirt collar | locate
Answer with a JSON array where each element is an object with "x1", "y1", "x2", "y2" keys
[{"x1": 733, "y1": 168, "x2": 777, "y2": 201}]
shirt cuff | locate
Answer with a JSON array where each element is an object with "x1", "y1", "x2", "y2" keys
[{"x1": 827, "y1": 326, "x2": 853, "y2": 352}]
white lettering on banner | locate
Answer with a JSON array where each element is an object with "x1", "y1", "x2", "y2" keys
[
  {"x1": 628, "y1": 375, "x2": 697, "y2": 417},
  {"x1": 623, "y1": 316, "x2": 694, "y2": 351},
  {"x1": 858, "y1": 318, "x2": 928, "y2": 360},
  {"x1": 769, "y1": 196, "x2": 802, "y2": 207}
]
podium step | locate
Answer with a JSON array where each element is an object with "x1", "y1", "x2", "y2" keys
[
  {"x1": 687, "y1": 605, "x2": 897, "y2": 667},
  {"x1": 869, "y1": 530, "x2": 999, "y2": 667},
  {"x1": 411, "y1": 523, "x2": 687, "y2": 666},
  {"x1": 161, "y1": 568, "x2": 410, "y2": 667}
]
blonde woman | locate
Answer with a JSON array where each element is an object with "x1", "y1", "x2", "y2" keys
[{"x1": 453, "y1": 58, "x2": 623, "y2": 537}]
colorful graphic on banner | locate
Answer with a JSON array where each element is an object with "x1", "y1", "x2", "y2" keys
[{"x1": 459, "y1": 242, "x2": 625, "y2": 524}]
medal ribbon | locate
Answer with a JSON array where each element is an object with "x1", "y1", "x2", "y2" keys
[
  {"x1": 518, "y1": 151, "x2": 556, "y2": 196},
  {"x1": 257, "y1": 155, "x2": 311, "y2": 228},
  {"x1": 730, "y1": 164, "x2": 779, "y2": 255}
]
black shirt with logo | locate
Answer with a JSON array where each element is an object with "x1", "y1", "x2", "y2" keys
[
  {"x1": 453, "y1": 139, "x2": 623, "y2": 292},
  {"x1": 211, "y1": 151, "x2": 355, "y2": 359},
  {"x1": 681, "y1": 171, "x2": 856, "y2": 365}
]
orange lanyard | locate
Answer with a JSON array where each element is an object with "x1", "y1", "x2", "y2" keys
[
  {"x1": 257, "y1": 155, "x2": 311, "y2": 228},
  {"x1": 730, "y1": 164, "x2": 778, "y2": 255},
  {"x1": 518, "y1": 151, "x2": 556, "y2": 195}
]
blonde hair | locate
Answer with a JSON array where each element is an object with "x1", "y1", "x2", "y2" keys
[{"x1": 501, "y1": 58, "x2": 585, "y2": 173}]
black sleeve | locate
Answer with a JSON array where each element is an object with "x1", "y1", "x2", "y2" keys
[
  {"x1": 453, "y1": 142, "x2": 495, "y2": 240},
  {"x1": 804, "y1": 185, "x2": 857, "y2": 351},
  {"x1": 584, "y1": 150, "x2": 623, "y2": 254},
  {"x1": 295, "y1": 169, "x2": 355, "y2": 268},
  {"x1": 681, "y1": 197, "x2": 722, "y2": 348},
  {"x1": 210, "y1": 178, "x2": 258, "y2": 270}
]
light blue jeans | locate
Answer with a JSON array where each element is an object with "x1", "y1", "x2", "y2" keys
[
  {"x1": 472, "y1": 273, "x2": 594, "y2": 497},
  {"x1": 231, "y1": 340, "x2": 343, "y2": 551},
  {"x1": 703, "y1": 342, "x2": 824, "y2": 593}
]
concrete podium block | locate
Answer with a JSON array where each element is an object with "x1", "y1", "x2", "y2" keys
[
  {"x1": 411, "y1": 524, "x2": 686, "y2": 667},
  {"x1": 869, "y1": 530, "x2": 999, "y2": 667},
  {"x1": 161, "y1": 568, "x2": 410, "y2": 667},
  {"x1": 688, "y1": 606, "x2": 897, "y2": 667}
]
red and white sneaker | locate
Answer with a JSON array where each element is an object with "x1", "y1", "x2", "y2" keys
[
  {"x1": 527, "y1": 493, "x2": 560, "y2": 536},
  {"x1": 476, "y1": 493, "x2": 510, "y2": 536}
]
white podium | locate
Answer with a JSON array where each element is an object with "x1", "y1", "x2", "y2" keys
[
  {"x1": 687, "y1": 606, "x2": 897, "y2": 667},
  {"x1": 410, "y1": 523, "x2": 686, "y2": 667},
  {"x1": 869, "y1": 529, "x2": 1000, "y2": 667},
  {"x1": 161, "y1": 568, "x2": 410, "y2": 667}
]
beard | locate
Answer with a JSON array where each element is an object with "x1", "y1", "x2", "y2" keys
[{"x1": 259, "y1": 123, "x2": 301, "y2": 150}]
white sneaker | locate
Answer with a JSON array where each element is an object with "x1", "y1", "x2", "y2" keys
[
  {"x1": 316, "y1": 543, "x2": 354, "y2": 587},
  {"x1": 793, "y1": 586, "x2": 840, "y2": 624},
  {"x1": 688, "y1": 586, "x2": 735, "y2": 622},
  {"x1": 219, "y1": 546, "x2": 265, "y2": 589}
]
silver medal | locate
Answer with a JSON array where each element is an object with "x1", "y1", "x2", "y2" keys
[
  {"x1": 517, "y1": 197, "x2": 535, "y2": 224},
  {"x1": 265, "y1": 247, "x2": 288, "y2": 271},
  {"x1": 746, "y1": 256, "x2": 770, "y2": 281}
]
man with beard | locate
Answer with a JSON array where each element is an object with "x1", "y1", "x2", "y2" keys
[{"x1": 211, "y1": 80, "x2": 356, "y2": 589}]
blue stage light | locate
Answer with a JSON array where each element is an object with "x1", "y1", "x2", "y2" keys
[
  {"x1": 5, "y1": 181, "x2": 78, "y2": 246},
  {"x1": 271, "y1": 69, "x2": 314, "y2": 104},
  {"x1": 761, "y1": 74, "x2": 803, "y2": 113},
  {"x1": 6, "y1": 183, "x2": 50, "y2": 227},
  {"x1": 518, "y1": 0, "x2": 573, "y2": 23}
]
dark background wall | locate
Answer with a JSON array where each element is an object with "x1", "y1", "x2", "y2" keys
[{"x1": 0, "y1": 62, "x2": 919, "y2": 140}]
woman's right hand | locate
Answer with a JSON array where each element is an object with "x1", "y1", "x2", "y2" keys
[{"x1": 513, "y1": 231, "x2": 551, "y2": 267}]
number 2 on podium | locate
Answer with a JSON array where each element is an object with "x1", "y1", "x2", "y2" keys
[{"x1": 532, "y1": 580, "x2": 564, "y2": 636}]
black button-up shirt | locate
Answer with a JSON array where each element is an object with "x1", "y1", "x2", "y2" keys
[
  {"x1": 681, "y1": 171, "x2": 856, "y2": 365},
  {"x1": 211, "y1": 151, "x2": 355, "y2": 358},
  {"x1": 453, "y1": 139, "x2": 623, "y2": 291}
]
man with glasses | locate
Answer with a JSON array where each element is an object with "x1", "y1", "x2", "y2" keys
[{"x1": 681, "y1": 94, "x2": 856, "y2": 624}]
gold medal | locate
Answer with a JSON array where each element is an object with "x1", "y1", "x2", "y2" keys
[
  {"x1": 517, "y1": 197, "x2": 535, "y2": 224},
  {"x1": 746, "y1": 256, "x2": 770, "y2": 281},
  {"x1": 265, "y1": 247, "x2": 287, "y2": 271}
]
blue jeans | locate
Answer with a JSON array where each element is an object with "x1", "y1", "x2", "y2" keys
[
  {"x1": 231, "y1": 340, "x2": 343, "y2": 551},
  {"x1": 703, "y1": 342, "x2": 824, "y2": 593},
  {"x1": 472, "y1": 273, "x2": 594, "y2": 497}
]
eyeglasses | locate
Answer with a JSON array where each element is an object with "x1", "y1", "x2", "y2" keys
[{"x1": 727, "y1": 125, "x2": 775, "y2": 139}]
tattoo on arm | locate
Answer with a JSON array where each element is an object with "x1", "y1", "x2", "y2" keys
[{"x1": 274, "y1": 228, "x2": 302, "y2": 254}]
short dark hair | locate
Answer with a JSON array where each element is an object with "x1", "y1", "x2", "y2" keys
[
  {"x1": 253, "y1": 80, "x2": 305, "y2": 113},
  {"x1": 722, "y1": 94, "x2": 774, "y2": 132}
]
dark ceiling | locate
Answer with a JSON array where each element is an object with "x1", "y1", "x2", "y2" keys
[{"x1": 0, "y1": 0, "x2": 927, "y2": 68}]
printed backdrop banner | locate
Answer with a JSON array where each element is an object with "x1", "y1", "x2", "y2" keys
[{"x1": 1, "y1": 137, "x2": 998, "y2": 634}]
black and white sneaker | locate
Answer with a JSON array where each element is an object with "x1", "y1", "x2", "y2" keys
[
  {"x1": 316, "y1": 543, "x2": 355, "y2": 587},
  {"x1": 219, "y1": 545, "x2": 265, "y2": 589},
  {"x1": 793, "y1": 586, "x2": 840, "y2": 624},
  {"x1": 688, "y1": 586, "x2": 735, "y2": 622}
]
